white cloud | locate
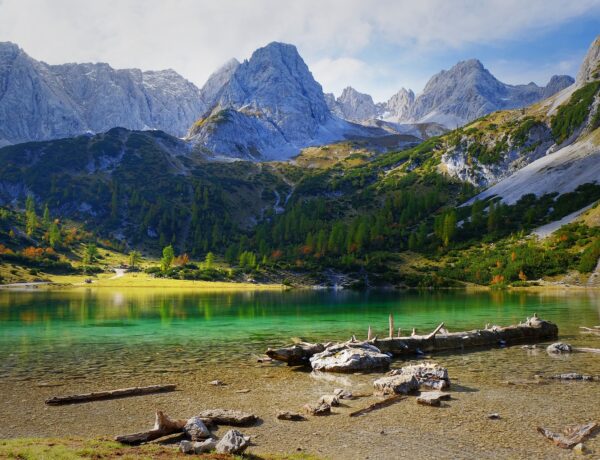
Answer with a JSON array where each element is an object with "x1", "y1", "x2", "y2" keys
[{"x1": 0, "y1": 0, "x2": 598, "y2": 94}]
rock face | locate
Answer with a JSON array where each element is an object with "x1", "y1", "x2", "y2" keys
[
  {"x1": 331, "y1": 87, "x2": 381, "y2": 122},
  {"x1": 373, "y1": 374, "x2": 419, "y2": 395},
  {"x1": 187, "y1": 42, "x2": 382, "y2": 160},
  {"x1": 577, "y1": 36, "x2": 600, "y2": 84},
  {"x1": 215, "y1": 429, "x2": 250, "y2": 454},
  {"x1": 0, "y1": 42, "x2": 205, "y2": 146},
  {"x1": 390, "y1": 363, "x2": 450, "y2": 390},
  {"x1": 309, "y1": 342, "x2": 392, "y2": 373},
  {"x1": 382, "y1": 88, "x2": 415, "y2": 122}
]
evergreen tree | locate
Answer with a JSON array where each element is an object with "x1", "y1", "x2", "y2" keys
[
  {"x1": 83, "y1": 243, "x2": 98, "y2": 264},
  {"x1": 129, "y1": 250, "x2": 142, "y2": 268},
  {"x1": 204, "y1": 251, "x2": 215, "y2": 269},
  {"x1": 42, "y1": 204, "x2": 51, "y2": 226},
  {"x1": 48, "y1": 222, "x2": 61, "y2": 248}
]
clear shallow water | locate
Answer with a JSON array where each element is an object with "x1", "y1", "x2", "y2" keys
[{"x1": 0, "y1": 288, "x2": 599, "y2": 381}]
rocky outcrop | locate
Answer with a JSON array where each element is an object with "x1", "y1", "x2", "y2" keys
[
  {"x1": 0, "y1": 42, "x2": 205, "y2": 146},
  {"x1": 383, "y1": 88, "x2": 415, "y2": 122},
  {"x1": 577, "y1": 36, "x2": 600, "y2": 85},
  {"x1": 309, "y1": 342, "x2": 391, "y2": 373}
]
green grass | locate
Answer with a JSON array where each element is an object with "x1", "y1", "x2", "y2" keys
[{"x1": 551, "y1": 81, "x2": 600, "y2": 144}]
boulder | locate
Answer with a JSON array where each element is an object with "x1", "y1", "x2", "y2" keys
[
  {"x1": 416, "y1": 391, "x2": 451, "y2": 407},
  {"x1": 547, "y1": 342, "x2": 572, "y2": 354},
  {"x1": 318, "y1": 395, "x2": 340, "y2": 406},
  {"x1": 276, "y1": 411, "x2": 306, "y2": 421},
  {"x1": 310, "y1": 343, "x2": 391, "y2": 373},
  {"x1": 390, "y1": 362, "x2": 450, "y2": 390},
  {"x1": 373, "y1": 374, "x2": 419, "y2": 395},
  {"x1": 303, "y1": 402, "x2": 331, "y2": 416},
  {"x1": 215, "y1": 429, "x2": 250, "y2": 454},
  {"x1": 184, "y1": 416, "x2": 211, "y2": 440},
  {"x1": 196, "y1": 409, "x2": 258, "y2": 426},
  {"x1": 179, "y1": 440, "x2": 195, "y2": 454}
]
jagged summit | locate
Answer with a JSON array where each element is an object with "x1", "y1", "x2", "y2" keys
[
  {"x1": 188, "y1": 41, "x2": 379, "y2": 160},
  {"x1": 0, "y1": 42, "x2": 206, "y2": 146}
]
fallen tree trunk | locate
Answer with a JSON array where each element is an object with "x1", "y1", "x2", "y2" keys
[
  {"x1": 573, "y1": 347, "x2": 600, "y2": 354},
  {"x1": 349, "y1": 395, "x2": 406, "y2": 417},
  {"x1": 266, "y1": 316, "x2": 558, "y2": 364},
  {"x1": 45, "y1": 384, "x2": 176, "y2": 405},
  {"x1": 115, "y1": 410, "x2": 187, "y2": 445},
  {"x1": 537, "y1": 422, "x2": 598, "y2": 448}
]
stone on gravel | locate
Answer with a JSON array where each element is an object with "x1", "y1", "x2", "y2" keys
[
  {"x1": 303, "y1": 402, "x2": 331, "y2": 416},
  {"x1": 546, "y1": 342, "x2": 572, "y2": 354},
  {"x1": 310, "y1": 343, "x2": 391, "y2": 373},
  {"x1": 196, "y1": 409, "x2": 258, "y2": 426},
  {"x1": 550, "y1": 373, "x2": 596, "y2": 381},
  {"x1": 276, "y1": 411, "x2": 306, "y2": 421},
  {"x1": 390, "y1": 362, "x2": 450, "y2": 390},
  {"x1": 318, "y1": 395, "x2": 340, "y2": 406},
  {"x1": 209, "y1": 379, "x2": 226, "y2": 386},
  {"x1": 215, "y1": 429, "x2": 250, "y2": 454},
  {"x1": 184, "y1": 416, "x2": 211, "y2": 440},
  {"x1": 373, "y1": 374, "x2": 419, "y2": 395},
  {"x1": 194, "y1": 439, "x2": 217, "y2": 454},
  {"x1": 488, "y1": 413, "x2": 501, "y2": 420},
  {"x1": 416, "y1": 391, "x2": 451, "y2": 406}
]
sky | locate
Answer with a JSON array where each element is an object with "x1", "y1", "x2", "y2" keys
[{"x1": 0, "y1": 0, "x2": 599, "y2": 102}]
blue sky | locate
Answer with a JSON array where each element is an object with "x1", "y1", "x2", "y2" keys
[{"x1": 0, "y1": 0, "x2": 599, "y2": 101}]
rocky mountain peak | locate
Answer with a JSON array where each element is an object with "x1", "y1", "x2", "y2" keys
[
  {"x1": 384, "y1": 88, "x2": 415, "y2": 121},
  {"x1": 577, "y1": 35, "x2": 600, "y2": 84}
]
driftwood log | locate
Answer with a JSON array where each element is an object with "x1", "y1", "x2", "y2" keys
[
  {"x1": 116, "y1": 410, "x2": 187, "y2": 445},
  {"x1": 266, "y1": 316, "x2": 558, "y2": 365},
  {"x1": 349, "y1": 395, "x2": 406, "y2": 417},
  {"x1": 45, "y1": 384, "x2": 177, "y2": 405},
  {"x1": 537, "y1": 422, "x2": 598, "y2": 448}
]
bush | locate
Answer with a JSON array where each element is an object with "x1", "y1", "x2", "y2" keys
[{"x1": 579, "y1": 238, "x2": 600, "y2": 273}]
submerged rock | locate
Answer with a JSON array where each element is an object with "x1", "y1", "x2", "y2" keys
[
  {"x1": 310, "y1": 343, "x2": 391, "y2": 373},
  {"x1": 416, "y1": 391, "x2": 451, "y2": 407},
  {"x1": 373, "y1": 374, "x2": 419, "y2": 395},
  {"x1": 276, "y1": 411, "x2": 306, "y2": 421},
  {"x1": 184, "y1": 416, "x2": 211, "y2": 440},
  {"x1": 197, "y1": 409, "x2": 258, "y2": 426},
  {"x1": 303, "y1": 402, "x2": 331, "y2": 416},
  {"x1": 333, "y1": 388, "x2": 353, "y2": 399},
  {"x1": 318, "y1": 395, "x2": 340, "y2": 406},
  {"x1": 390, "y1": 362, "x2": 450, "y2": 390},
  {"x1": 215, "y1": 429, "x2": 250, "y2": 454},
  {"x1": 547, "y1": 342, "x2": 572, "y2": 354}
]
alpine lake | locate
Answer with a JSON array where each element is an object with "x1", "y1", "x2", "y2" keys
[{"x1": 1, "y1": 287, "x2": 599, "y2": 459}]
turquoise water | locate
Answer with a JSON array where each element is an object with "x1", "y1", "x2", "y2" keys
[{"x1": 0, "y1": 288, "x2": 599, "y2": 380}]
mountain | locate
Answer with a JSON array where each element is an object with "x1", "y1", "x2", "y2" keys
[
  {"x1": 406, "y1": 59, "x2": 574, "y2": 127},
  {"x1": 328, "y1": 60, "x2": 573, "y2": 129},
  {"x1": 0, "y1": 42, "x2": 205, "y2": 146},
  {"x1": 187, "y1": 42, "x2": 382, "y2": 161}
]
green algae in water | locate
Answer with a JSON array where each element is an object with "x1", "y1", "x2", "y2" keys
[{"x1": 0, "y1": 289, "x2": 598, "y2": 381}]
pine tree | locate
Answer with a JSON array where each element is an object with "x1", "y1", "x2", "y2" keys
[
  {"x1": 48, "y1": 222, "x2": 61, "y2": 248},
  {"x1": 129, "y1": 250, "x2": 142, "y2": 268},
  {"x1": 42, "y1": 204, "x2": 50, "y2": 226},
  {"x1": 204, "y1": 251, "x2": 215, "y2": 269}
]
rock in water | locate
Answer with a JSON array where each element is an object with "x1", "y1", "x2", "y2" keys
[
  {"x1": 547, "y1": 342, "x2": 572, "y2": 354},
  {"x1": 318, "y1": 395, "x2": 340, "y2": 406},
  {"x1": 276, "y1": 411, "x2": 306, "y2": 421},
  {"x1": 373, "y1": 374, "x2": 419, "y2": 395},
  {"x1": 215, "y1": 429, "x2": 250, "y2": 454},
  {"x1": 303, "y1": 402, "x2": 331, "y2": 416},
  {"x1": 390, "y1": 362, "x2": 450, "y2": 389},
  {"x1": 196, "y1": 409, "x2": 258, "y2": 426},
  {"x1": 333, "y1": 388, "x2": 353, "y2": 399},
  {"x1": 416, "y1": 391, "x2": 451, "y2": 407},
  {"x1": 310, "y1": 343, "x2": 391, "y2": 373},
  {"x1": 184, "y1": 416, "x2": 211, "y2": 440}
]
